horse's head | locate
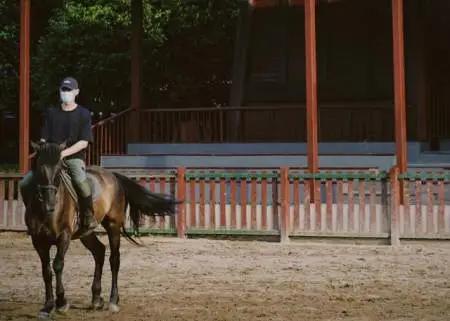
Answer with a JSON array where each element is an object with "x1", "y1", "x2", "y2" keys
[{"x1": 31, "y1": 141, "x2": 66, "y2": 215}]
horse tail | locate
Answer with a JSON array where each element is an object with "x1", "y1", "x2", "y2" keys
[{"x1": 113, "y1": 172, "x2": 179, "y2": 236}]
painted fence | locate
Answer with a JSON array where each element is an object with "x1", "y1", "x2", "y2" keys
[
  {"x1": 0, "y1": 174, "x2": 25, "y2": 231},
  {"x1": 1, "y1": 168, "x2": 449, "y2": 244}
]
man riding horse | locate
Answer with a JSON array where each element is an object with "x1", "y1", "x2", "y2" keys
[
  {"x1": 19, "y1": 77, "x2": 179, "y2": 318},
  {"x1": 19, "y1": 77, "x2": 97, "y2": 236}
]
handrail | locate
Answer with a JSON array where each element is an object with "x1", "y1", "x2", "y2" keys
[
  {"x1": 88, "y1": 107, "x2": 134, "y2": 165},
  {"x1": 91, "y1": 107, "x2": 134, "y2": 128},
  {"x1": 0, "y1": 173, "x2": 23, "y2": 178},
  {"x1": 137, "y1": 101, "x2": 414, "y2": 113},
  {"x1": 399, "y1": 172, "x2": 450, "y2": 180}
]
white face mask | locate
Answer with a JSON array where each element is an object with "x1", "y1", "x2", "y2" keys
[{"x1": 60, "y1": 90, "x2": 78, "y2": 104}]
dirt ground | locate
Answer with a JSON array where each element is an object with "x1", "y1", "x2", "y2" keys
[{"x1": 0, "y1": 233, "x2": 450, "y2": 321}]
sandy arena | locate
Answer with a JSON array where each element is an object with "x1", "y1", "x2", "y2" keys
[{"x1": 0, "y1": 233, "x2": 450, "y2": 321}]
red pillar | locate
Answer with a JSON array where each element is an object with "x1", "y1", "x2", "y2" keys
[
  {"x1": 19, "y1": 0, "x2": 31, "y2": 174},
  {"x1": 130, "y1": 0, "x2": 143, "y2": 142},
  {"x1": 176, "y1": 167, "x2": 187, "y2": 239},
  {"x1": 280, "y1": 167, "x2": 290, "y2": 243},
  {"x1": 304, "y1": 0, "x2": 319, "y2": 199},
  {"x1": 392, "y1": 0, "x2": 407, "y2": 173},
  {"x1": 389, "y1": 166, "x2": 400, "y2": 246}
]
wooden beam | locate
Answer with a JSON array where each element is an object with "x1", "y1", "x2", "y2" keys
[
  {"x1": 392, "y1": 0, "x2": 407, "y2": 174},
  {"x1": 305, "y1": 0, "x2": 319, "y2": 199},
  {"x1": 19, "y1": 0, "x2": 31, "y2": 174},
  {"x1": 130, "y1": 0, "x2": 143, "y2": 142},
  {"x1": 229, "y1": 3, "x2": 253, "y2": 141}
]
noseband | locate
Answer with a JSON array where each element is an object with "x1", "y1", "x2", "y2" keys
[{"x1": 37, "y1": 184, "x2": 58, "y2": 201}]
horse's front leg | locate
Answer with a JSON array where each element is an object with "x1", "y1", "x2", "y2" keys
[
  {"x1": 31, "y1": 236, "x2": 54, "y2": 319},
  {"x1": 53, "y1": 231, "x2": 71, "y2": 313}
]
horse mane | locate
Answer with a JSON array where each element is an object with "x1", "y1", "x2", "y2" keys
[{"x1": 36, "y1": 143, "x2": 61, "y2": 166}]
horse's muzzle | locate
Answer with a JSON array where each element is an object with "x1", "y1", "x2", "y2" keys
[{"x1": 44, "y1": 206, "x2": 55, "y2": 215}]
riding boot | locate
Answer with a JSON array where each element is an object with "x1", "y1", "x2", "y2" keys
[{"x1": 79, "y1": 194, "x2": 98, "y2": 237}]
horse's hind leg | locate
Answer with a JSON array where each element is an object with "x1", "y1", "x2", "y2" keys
[
  {"x1": 80, "y1": 233, "x2": 106, "y2": 309},
  {"x1": 31, "y1": 236, "x2": 54, "y2": 319},
  {"x1": 105, "y1": 222, "x2": 121, "y2": 312},
  {"x1": 54, "y1": 231, "x2": 71, "y2": 313}
]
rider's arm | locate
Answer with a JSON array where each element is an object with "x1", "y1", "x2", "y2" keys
[{"x1": 61, "y1": 140, "x2": 89, "y2": 158}]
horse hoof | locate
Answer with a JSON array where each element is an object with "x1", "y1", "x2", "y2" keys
[
  {"x1": 37, "y1": 311, "x2": 52, "y2": 320},
  {"x1": 56, "y1": 303, "x2": 70, "y2": 314},
  {"x1": 109, "y1": 303, "x2": 120, "y2": 313},
  {"x1": 91, "y1": 297, "x2": 104, "y2": 310}
]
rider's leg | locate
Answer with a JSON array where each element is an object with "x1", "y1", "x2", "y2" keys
[
  {"x1": 65, "y1": 158, "x2": 97, "y2": 236},
  {"x1": 19, "y1": 171, "x2": 35, "y2": 208}
]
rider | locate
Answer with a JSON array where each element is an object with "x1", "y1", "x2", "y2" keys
[{"x1": 19, "y1": 77, "x2": 97, "y2": 236}]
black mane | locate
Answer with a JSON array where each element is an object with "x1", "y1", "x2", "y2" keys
[{"x1": 37, "y1": 143, "x2": 61, "y2": 166}]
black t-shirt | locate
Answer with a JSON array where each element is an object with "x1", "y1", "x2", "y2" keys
[{"x1": 41, "y1": 105, "x2": 93, "y2": 160}]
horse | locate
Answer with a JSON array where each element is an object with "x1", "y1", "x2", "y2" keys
[{"x1": 24, "y1": 142, "x2": 178, "y2": 319}]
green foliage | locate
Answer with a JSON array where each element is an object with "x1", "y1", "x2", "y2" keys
[
  {"x1": 0, "y1": 163, "x2": 18, "y2": 173},
  {"x1": 0, "y1": 0, "x2": 239, "y2": 114},
  {"x1": 33, "y1": 0, "x2": 132, "y2": 112},
  {"x1": 29, "y1": 0, "x2": 239, "y2": 113},
  {"x1": 148, "y1": 0, "x2": 239, "y2": 107},
  {"x1": 0, "y1": 0, "x2": 19, "y2": 112}
]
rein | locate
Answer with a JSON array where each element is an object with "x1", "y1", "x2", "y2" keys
[
  {"x1": 36, "y1": 171, "x2": 79, "y2": 205},
  {"x1": 58, "y1": 170, "x2": 79, "y2": 204}
]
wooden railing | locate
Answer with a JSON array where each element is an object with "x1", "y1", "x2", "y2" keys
[
  {"x1": 87, "y1": 108, "x2": 133, "y2": 165},
  {"x1": 85, "y1": 102, "x2": 416, "y2": 164},
  {"x1": 397, "y1": 171, "x2": 450, "y2": 239},
  {"x1": 429, "y1": 84, "x2": 450, "y2": 139},
  {"x1": 3, "y1": 168, "x2": 449, "y2": 244},
  {"x1": 136, "y1": 102, "x2": 416, "y2": 143},
  {"x1": 0, "y1": 173, "x2": 25, "y2": 231}
]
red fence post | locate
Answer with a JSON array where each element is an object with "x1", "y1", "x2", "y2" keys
[
  {"x1": 280, "y1": 167, "x2": 290, "y2": 243},
  {"x1": 176, "y1": 167, "x2": 186, "y2": 239},
  {"x1": 389, "y1": 167, "x2": 400, "y2": 246}
]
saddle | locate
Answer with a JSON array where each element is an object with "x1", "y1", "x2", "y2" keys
[{"x1": 59, "y1": 168, "x2": 102, "y2": 208}]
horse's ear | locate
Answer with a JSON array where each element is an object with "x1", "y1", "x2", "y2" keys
[
  {"x1": 59, "y1": 141, "x2": 67, "y2": 151},
  {"x1": 31, "y1": 141, "x2": 41, "y2": 152}
]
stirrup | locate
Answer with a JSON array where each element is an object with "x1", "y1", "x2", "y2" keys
[
  {"x1": 79, "y1": 213, "x2": 98, "y2": 238},
  {"x1": 79, "y1": 223, "x2": 97, "y2": 238}
]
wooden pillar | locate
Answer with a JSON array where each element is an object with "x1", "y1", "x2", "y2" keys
[
  {"x1": 130, "y1": 0, "x2": 143, "y2": 142},
  {"x1": 176, "y1": 167, "x2": 187, "y2": 239},
  {"x1": 280, "y1": 167, "x2": 290, "y2": 243},
  {"x1": 229, "y1": 3, "x2": 253, "y2": 141},
  {"x1": 19, "y1": 0, "x2": 31, "y2": 174},
  {"x1": 304, "y1": 0, "x2": 319, "y2": 200},
  {"x1": 389, "y1": 166, "x2": 400, "y2": 246},
  {"x1": 392, "y1": 0, "x2": 407, "y2": 174}
]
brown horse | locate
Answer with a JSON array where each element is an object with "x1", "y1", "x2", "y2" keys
[{"x1": 24, "y1": 142, "x2": 178, "y2": 319}]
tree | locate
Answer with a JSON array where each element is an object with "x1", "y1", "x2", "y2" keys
[
  {"x1": 32, "y1": 0, "x2": 240, "y2": 112},
  {"x1": 0, "y1": 0, "x2": 19, "y2": 113}
]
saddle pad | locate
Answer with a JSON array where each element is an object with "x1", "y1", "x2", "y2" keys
[{"x1": 87, "y1": 173, "x2": 102, "y2": 202}]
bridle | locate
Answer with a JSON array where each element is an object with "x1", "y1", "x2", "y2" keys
[{"x1": 37, "y1": 184, "x2": 58, "y2": 202}]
